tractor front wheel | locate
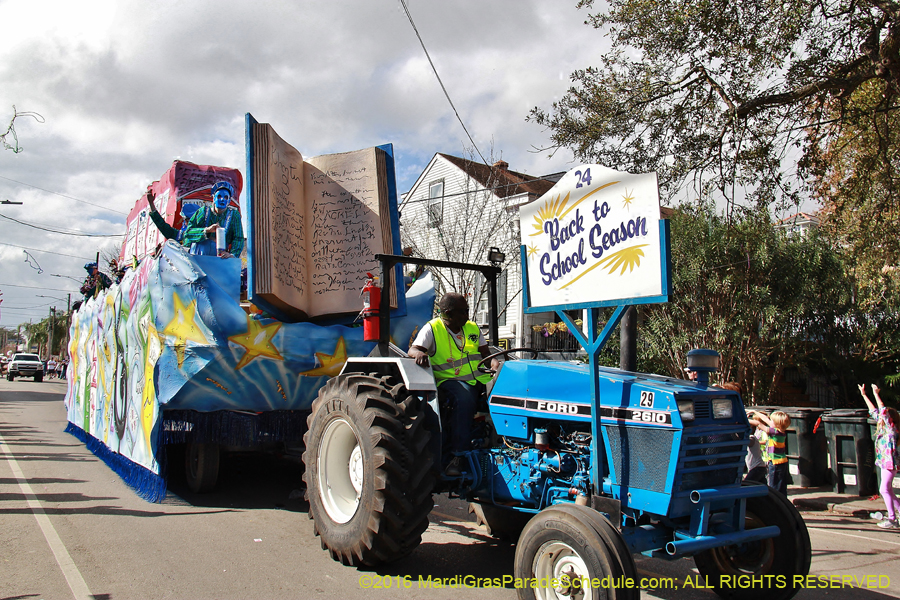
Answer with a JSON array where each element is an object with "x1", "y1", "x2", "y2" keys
[
  {"x1": 514, "y1": 504, "x2": 639, "y2": 600},
  {"x1": 693, "y1": 486, "x2": 811, "y2": 600},
  {"x1": 303, "y1": 374, "x2": 433, "y2": 567}
]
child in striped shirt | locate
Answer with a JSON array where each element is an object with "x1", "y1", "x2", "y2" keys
[{"x1": 749, "y1": 410, "x2": 791, "y2": 495}]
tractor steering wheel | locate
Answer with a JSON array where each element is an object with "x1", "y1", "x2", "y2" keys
[{"x1": 477, "y1": 347, "x2": 539, "y2": 374}]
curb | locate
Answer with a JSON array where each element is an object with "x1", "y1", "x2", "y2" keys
[{"x1": 792, "y1": 498, "x2": 874, "y2": 518}]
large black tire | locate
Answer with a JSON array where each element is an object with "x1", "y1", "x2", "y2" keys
[
  {"x1": 303, "y1": 373, "x2": 434, "y2": 567},
  {"x1": 694, "y1": 487, "x2": 811, "y2": 600},
  {"x1": 185, "y1": 441, "x2": 219, "y2": 493},
  {"x1": 7, "y1": 372, "x2": 13, "y2": 381},
  {"x1": 514, "y1": 504, "x2": 639, "y2": 600},
  {"x1": 34, "y1": 373, "x2": 43, "y2": 382},
  {"x1": 550, "y1": 503, "x2": 638, "y2": 597},
  {"x1": 469, "y1": 502, "x2": 532, "y2": 541}
]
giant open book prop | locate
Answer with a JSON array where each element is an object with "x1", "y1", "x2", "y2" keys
[{"x1": 245, "y1": 114, "x2": 404, "y2": 322}]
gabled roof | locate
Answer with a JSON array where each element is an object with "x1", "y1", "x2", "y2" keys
[
  {"x1": 777, "y1": 211, "x2": 820, "y2": 225},
  {"x1": 437, "y1": 153, "x2": 557, "y2": 199}
]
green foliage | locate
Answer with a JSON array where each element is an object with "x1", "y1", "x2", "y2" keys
[
  {"x1": 636, "y1": 207, "x2": 851, "y2": 403},
  {"x1": 532, "y1": 0, "x2": 900, "y2": 213},
  {"x1": 21, "y1": 314, "x2": 69, "y2": 358},
  {"x1": 804, "y1": 78, "x2": 900, "y2": 380}
]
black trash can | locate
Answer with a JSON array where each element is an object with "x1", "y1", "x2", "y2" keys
[
  {"x1": 822, "y1": 409, "x2": 877, "y2": 496},
  {"x1": 782, "y1": 408, "x2": 829, "y2": 487}
]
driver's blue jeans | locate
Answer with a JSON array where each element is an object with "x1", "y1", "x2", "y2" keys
[{"x1": 438, "y1": 380, "x2": 481, "y2": 453}]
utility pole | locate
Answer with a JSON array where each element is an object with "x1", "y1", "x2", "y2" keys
[
  {"x1": 47, "y1": 306, "x2": 55, "y2": 360},
  {"x1": 619, "y1": 306, "x2": 637, "y2": 372},
  {"x1": 63, "y1": 293, "x2": 71, "y2": 357}
]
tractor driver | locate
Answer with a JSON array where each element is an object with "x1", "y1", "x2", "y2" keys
[{"x1": 409, "y1": 292, "x2": 500, "y2": 477}]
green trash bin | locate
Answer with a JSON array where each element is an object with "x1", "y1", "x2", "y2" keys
[
  {"x1": 822, "y1": 409, "x2": 876, "y2": 496},
  {"x1": 783, "y1": 407, "x2": 828, "y2": 487}
]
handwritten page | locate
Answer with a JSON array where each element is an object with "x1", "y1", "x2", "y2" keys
[
  {"x1": 247, "y1": 116, "x2": 398, "y2": 320},
  {"x1": 305, "y1": 148, "x2": 387, "y2": 315},
  {"x1": 252, "y1": 123, "x2": 309, "y2": 319}
]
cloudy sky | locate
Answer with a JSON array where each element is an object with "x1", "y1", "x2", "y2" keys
[{"x1": 0, "y1": 0, "x2": 606, "y2": 330}]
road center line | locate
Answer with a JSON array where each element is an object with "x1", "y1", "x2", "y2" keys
[{"x1": 0, "y1": 432, "x2": 93, "y2": 600}]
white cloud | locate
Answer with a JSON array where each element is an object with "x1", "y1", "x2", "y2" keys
[{"x1": 0, "y1": 0, "x2": 606, "y2": 327}]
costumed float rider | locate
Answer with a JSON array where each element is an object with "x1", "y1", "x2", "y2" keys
[
  {"x1": 181, "y1": 180, "x2": 244, "y2": 258},
  {"x1": 145, "y1": 187, "x2": 180, "y2": 242},
  {"x1": 408, "y1": 292, "x2": 500, "y2": 477},
  {"x1": 79, "y1": 262, "x2": 112, "y2": 300}
]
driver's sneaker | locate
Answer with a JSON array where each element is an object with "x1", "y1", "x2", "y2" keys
[
  {"x1": 445, "y1": 456, "x2": 464, "y2": 477},
  {"x1": 877, "y1": 518, "x2": 900, "y2": 529}
]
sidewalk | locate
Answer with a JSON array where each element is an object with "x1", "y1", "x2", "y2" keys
[{"x1": 790, "y1": 485, "x2": 886, "y2": 518}]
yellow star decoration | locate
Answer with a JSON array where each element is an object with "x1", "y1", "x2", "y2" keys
[
  {"x1": 529, "y1": 181, "x2": 620, "y2": 237},
  {"x1": 530, "y1": 192, "x2": 571, "y2": 236},
  {"x1": 69, "y1": 329, "x2": 80, "y2": 380},
  {"x1": 141, "y1": 320, "x2": 162, "y2": 452},
  {"x1": 163, "y1": 293, "x2": 209, "y2": 369},
  {"x1": 229, "y1": 316, "x2": 284, "y2": 370},
  {"x1": 527, "y1": 243, "x2": 539, "y2": 260},
  {"x1": 300, "y1": 337, "x2": 348, "y2": 378},
  {"x1": 622, "y1": 188, "x2": 635, "y2": 210},
  {"x1": 560, "y1": 245, "x2": 649, "y2": 290}
]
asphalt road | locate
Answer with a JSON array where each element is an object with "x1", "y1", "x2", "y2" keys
[{"x1": 2, "y1": 378, "x2": 899, "y2": 600}]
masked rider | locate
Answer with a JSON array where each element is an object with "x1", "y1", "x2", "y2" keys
[{"x1": 181, "y1": 181, "x2": 244, "y2": 258}]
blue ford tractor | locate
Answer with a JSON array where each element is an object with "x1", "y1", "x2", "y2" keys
[{"x1": 303, "y1": 254, "x2": 811, "y2": 600}]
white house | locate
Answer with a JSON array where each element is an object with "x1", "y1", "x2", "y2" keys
[
  {"x1": 400, "y1": 153, "x2": 565, "y2": 349},
  {"x1": 776, "y1": 212, "x2": 820, "y2": 237}
]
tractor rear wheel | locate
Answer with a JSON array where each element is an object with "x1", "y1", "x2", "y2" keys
[
  {"x1": 303, "y1": 373, "x2": 433, "y2": 566},
  {"x1": 514, "y1": 504, "x2": 638, "y2": 600},
  {"x1": 693, "y1": 486, "x2": 811, "y2": 600}
]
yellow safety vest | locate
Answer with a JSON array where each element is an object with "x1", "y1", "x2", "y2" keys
[{"x1": 429, "y1": 318, "x2": 492, "y2": 386}]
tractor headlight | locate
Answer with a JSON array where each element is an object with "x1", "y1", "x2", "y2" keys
[
  {"x1": 677, "y1": 400, "x2": 695, "y2": 422},
  {"x1": 712, "y1": 398, "x2": 733, "y2": 419}
]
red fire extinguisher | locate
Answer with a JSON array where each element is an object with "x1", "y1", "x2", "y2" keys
[{"x1": 361, "y1": 273, "x2": 381, "y2": 342}]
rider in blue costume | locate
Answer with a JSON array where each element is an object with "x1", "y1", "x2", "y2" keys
[{"x1": 181, "y1": 181, "x2": 244, "y2": 257}]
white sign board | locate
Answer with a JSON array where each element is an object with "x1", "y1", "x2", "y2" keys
[{"x1": 520, "y1": 165, "x2": 663, "y2": 309}]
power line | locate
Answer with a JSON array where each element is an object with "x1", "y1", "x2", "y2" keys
[
  {"x1": 0, "y1": 242, "x2": 94, "y2": 260},
  {"x1": 0, "y1": 173, "x2": 130, "y2": 215},
  {"x1": 398, "y1": 0, "x2": 487, "y2": 165},
  {"x1": 0, "y1": 282, "x2": 79, "y2": 292},
  {"x1": 3, "y1": 302, "x2": 56, "y2": 310},
  {"x1": 0, "y1": 212, "x2": 123, "y2": 238}
]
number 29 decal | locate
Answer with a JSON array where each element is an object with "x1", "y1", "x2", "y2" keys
[{"x1": 639, "y1": 391, "x2": 654, "y2": 408}]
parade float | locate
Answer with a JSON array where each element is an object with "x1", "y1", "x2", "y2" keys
[{"x1": 64, "y1": 117, "x2": 434, "y2": 500}]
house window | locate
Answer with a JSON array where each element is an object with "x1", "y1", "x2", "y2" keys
[{"x1": 427, "y1": 180, "x2": 444, "y2": 227}]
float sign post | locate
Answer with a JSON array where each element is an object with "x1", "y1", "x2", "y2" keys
[{"x1": 518, "y1": 164, "x2": 671, "y2": 494}]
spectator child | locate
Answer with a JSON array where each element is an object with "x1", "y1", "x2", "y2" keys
[
  {"x1": 744, "y1": 409, "x2": 768, "y2": 484},
  {"x1": 859, "y1": 383, "x2": 900, "y2": 529},
  {"x1": 751, "y1": 410, "x2": 791, "y2": 496}
]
